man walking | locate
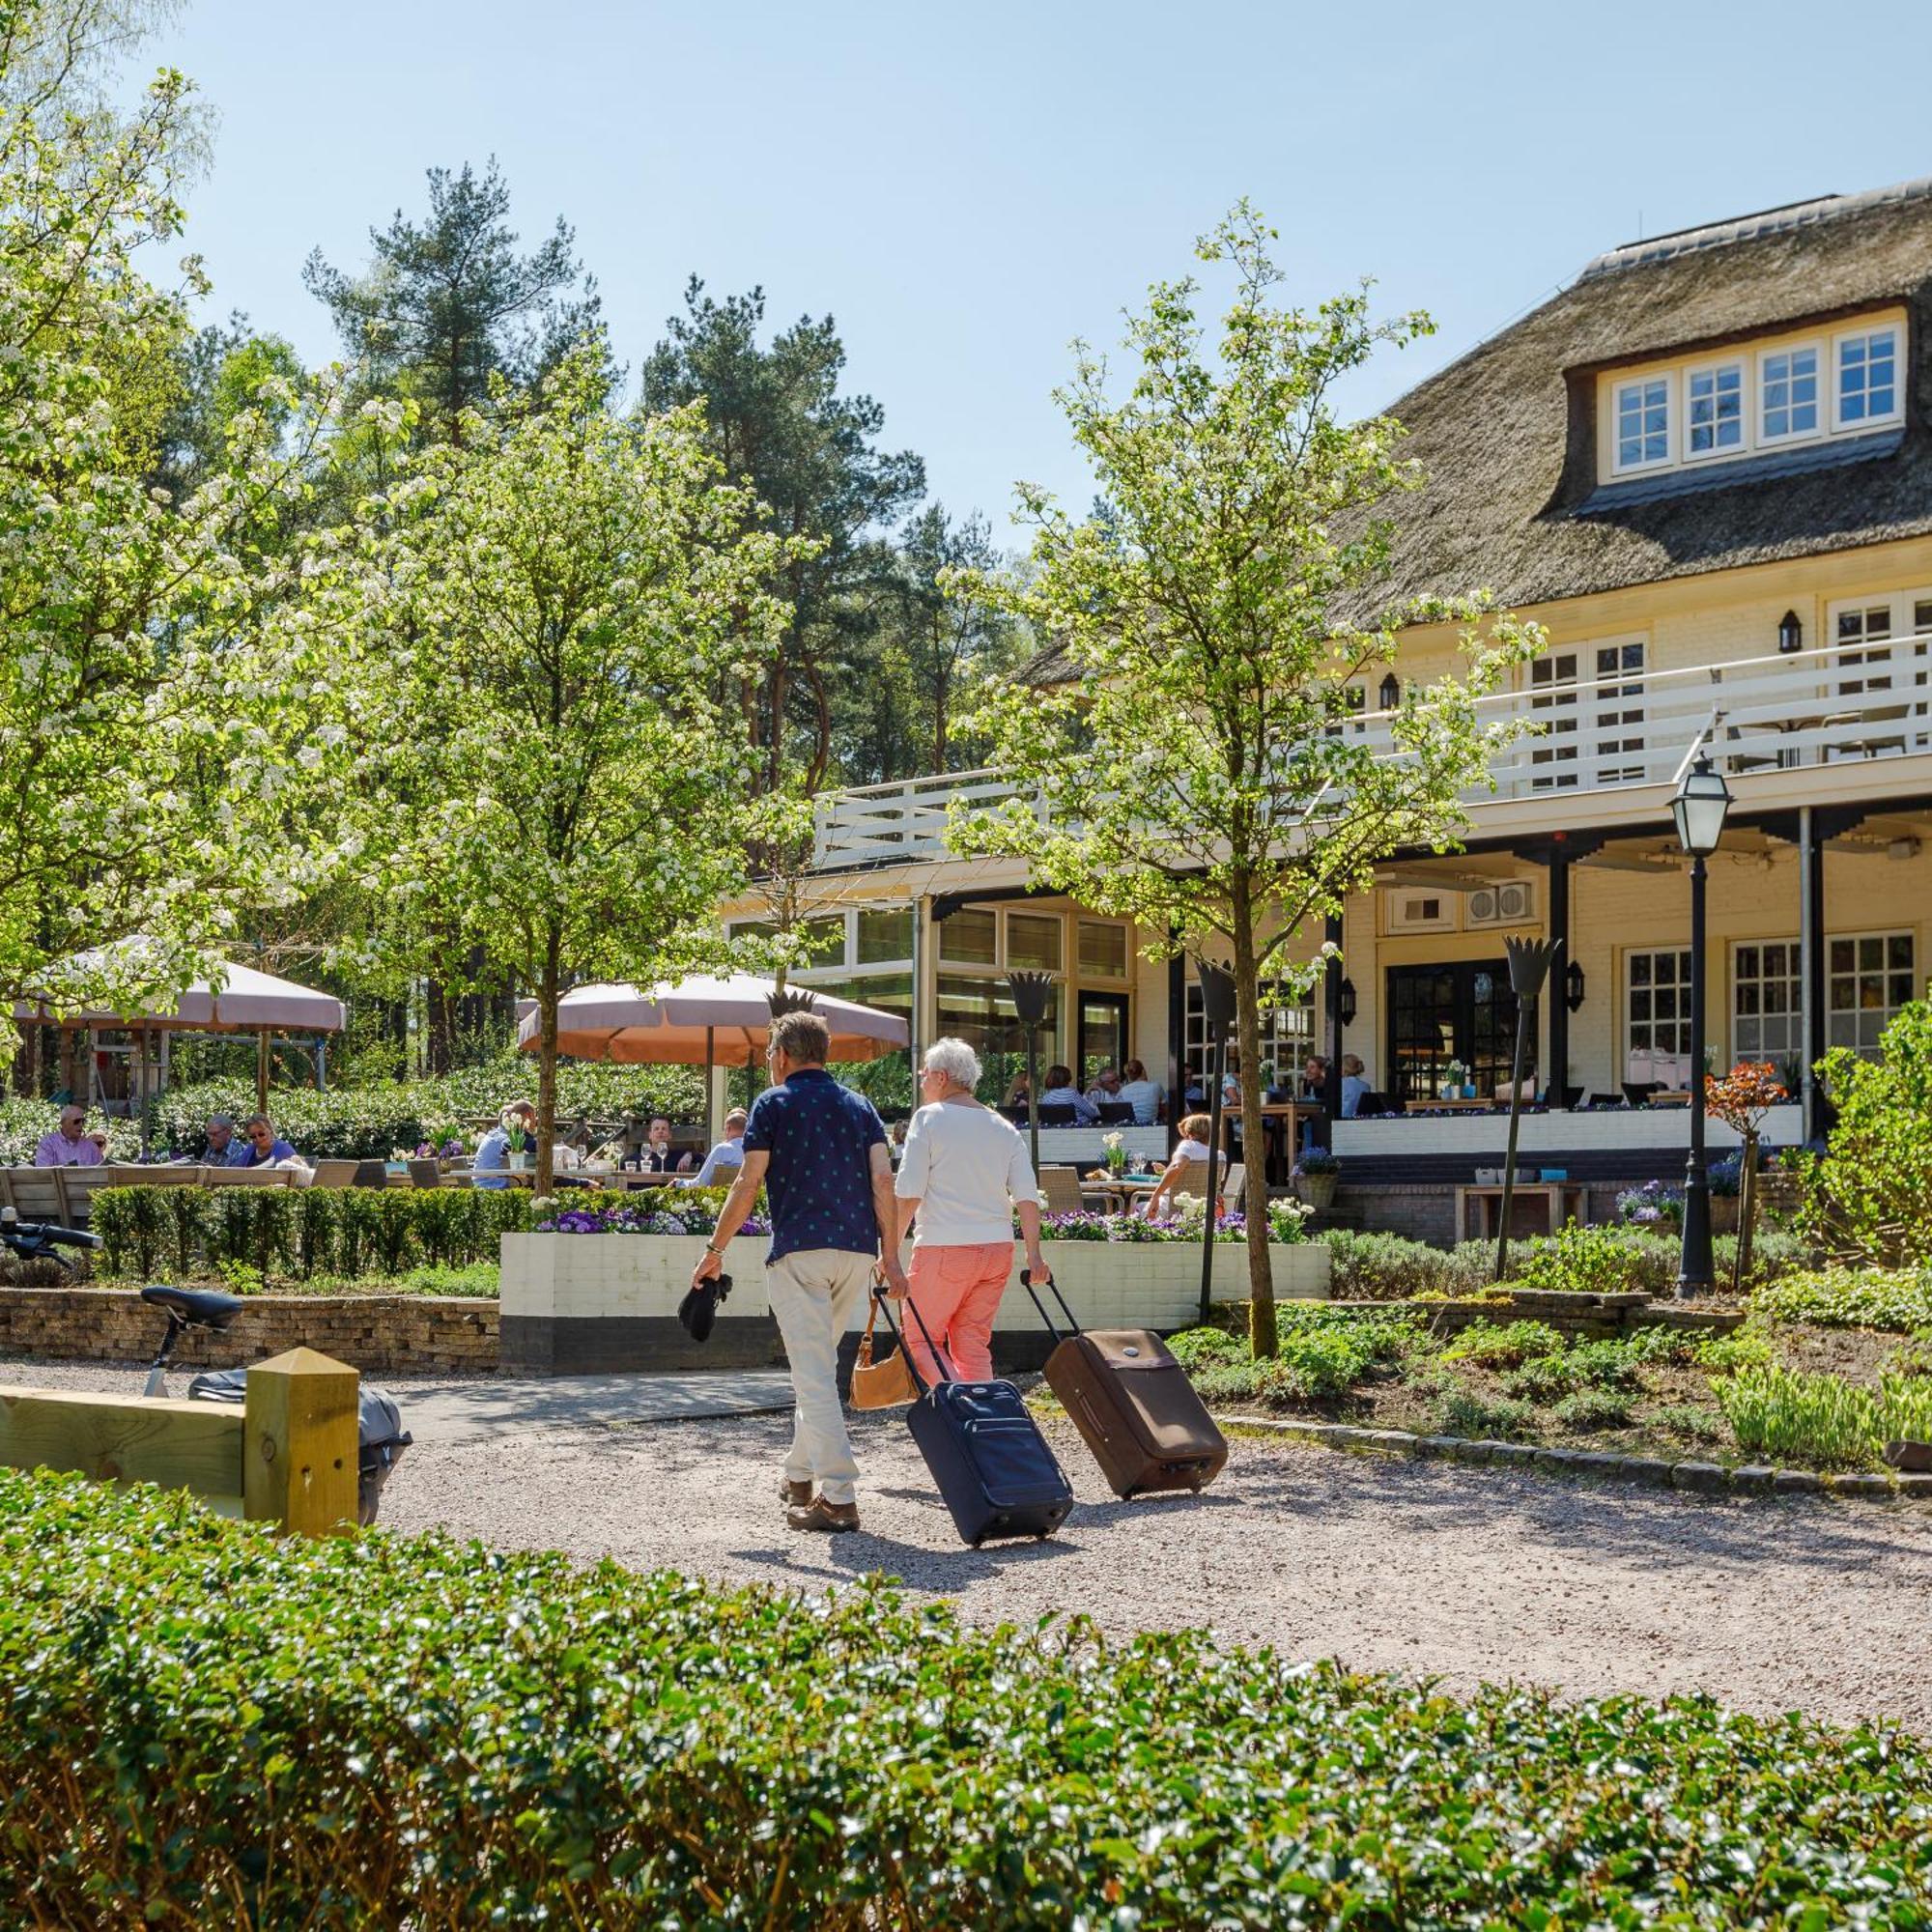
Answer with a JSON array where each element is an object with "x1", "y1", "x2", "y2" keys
[{"x1": 693, "y1": 1008, "x2": 905, "y2": 1532}]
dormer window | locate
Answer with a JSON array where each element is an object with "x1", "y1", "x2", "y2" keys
[
  {"x1": 1614, "y1": 376, "x2": 1669, "y2": 471},
  {"x1": 1592, "y1": 305, "x2": 1906, "y2": 490},
  {"x1": 1836, "y1": 327, "x2": 1899, "y2": 427},
  {"x1": 1686, "y1": 361, "x2": 1744, "y2": 458},
  {"x1": 1760, "y1": 345, "x2": 1820, "y2": 442}
]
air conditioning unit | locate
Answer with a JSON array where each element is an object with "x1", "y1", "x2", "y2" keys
[
  {"x1": 1466, "y1": 880, "x2": 1536, "y2": 927},
  {"x1": 1384, "y1": 890, "x2": 1457, "y2": 934}
]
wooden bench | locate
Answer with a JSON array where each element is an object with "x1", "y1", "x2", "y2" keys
[{"x1": 1455, "y1": 1181, "x2": 1588, "y2": 1244}]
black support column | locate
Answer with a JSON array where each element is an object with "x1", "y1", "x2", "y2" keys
[
  {"x1": 1547, "y1": 852, "x2": 1570, "y2": 1107},
  {"x1": 1321, "y1": 911, "x2": 1344, "y2": 1145},
  {"x1": 1166, "y1": 945, "x2": 1186, "y2": 1154},
  {"x1": 1803, "y1": 812, "x2": 1827, "y2": 1145},
  {"x1": 1517, "y1": 834, "x2": 1600, "y2": 1109}
]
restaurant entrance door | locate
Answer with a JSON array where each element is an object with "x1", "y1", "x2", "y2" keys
[{"x1": 1385, "y1": 960, "x2": 1522, "y2": 1104}]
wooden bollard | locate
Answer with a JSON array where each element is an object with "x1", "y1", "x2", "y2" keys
[{"x1": 242, "y1": 1348, "x2": 359, "y2": 1537}]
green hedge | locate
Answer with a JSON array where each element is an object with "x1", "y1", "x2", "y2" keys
[
  {"x1": 2, "y1": 1469, "x2": 1928, "y2": 1925},
  {"x1": 90, "y1": 1184, "x2": 531, "y2": 1281},
  {"x1": 153, "y1": 1055, "x2": 705, "y2": 1161}
]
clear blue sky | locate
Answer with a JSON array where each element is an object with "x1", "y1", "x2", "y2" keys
[{"x1": 153, "y1": 0, "x2": 1932, "y2": 540}]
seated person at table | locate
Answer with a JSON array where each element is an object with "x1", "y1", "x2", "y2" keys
[
  {"x1": 1085, "y1": 1065, "x2": 1123, "y2": 1105},
  {"x1": 1340, "y1": 1055, "x2": 1370, "y2": 1119},
  {"x1": 239, "y1": 1113, "x2": 300, "y2": 1167},
  {"x1": 472, "y1": 1100, "x2": 538, "y2": 1189},
  {"x1": 1299, "y1": 1055, "x2": 1329, "y2": 1101},
  {"x1": 187, "y1": 1112, "x2": 251, "y2": 1166},
  {"x1": 628, "y1": 1117, "x2": 693, "y2": 1175},
  {"x1": 34, "y1": 1103, "x2": 108, "y2": 1167},
  {"x1": 1139, "y1": 1113, "x2": 1216, "y2": 1219},
  {"x1": 684, "y1": 1109, "x2": 749, "y2": 1187},
  {"x1": 1116, "y1": 1058, "x2": 1163, "y2": 1124},
  {"x1": 1037, "y1": 1064, "x2": 1098, "y2": 1125},
  {"x1": 1003, "y1": 1073, "x2": 1031, "y2": 1111}
]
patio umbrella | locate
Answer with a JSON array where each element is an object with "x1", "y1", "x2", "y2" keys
[
  {"x1": 516, "y1": 973, "x2": 909, "y2": 1144},
  {"x1": 16, "y1": 940, "x2": 347, "y2": 1143}
]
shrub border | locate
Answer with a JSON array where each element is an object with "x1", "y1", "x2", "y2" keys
[{"x1": 1228, "y1": 1414, "x2": 1932, "y2": 1503}]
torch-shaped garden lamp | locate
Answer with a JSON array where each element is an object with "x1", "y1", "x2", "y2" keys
[
  {"x1": 1006, "y1": 970, "x2": 1055, "y2": 1182},
  {"x1": 1494, "y1": 935, "x2": 1560, "y2": 1284}
]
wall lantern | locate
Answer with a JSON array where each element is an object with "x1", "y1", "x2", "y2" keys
[
  {"x1": 1564, "y1": 959, "x2": 1586, "y2": 1013},
  {"x1": 1777, "y1": 610, "x2": 1804, "y2": 655},
  {"x1": 1377, "y1": 672, "x2": 1401, "y2": 712},
  {"x1": 1338, "y1": 978, "x2": 1357, "y2": 1028}
]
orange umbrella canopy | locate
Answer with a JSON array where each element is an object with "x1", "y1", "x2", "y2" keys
[{"x1": 515, "y1": 974, "x2": 909, "y2": 1065}]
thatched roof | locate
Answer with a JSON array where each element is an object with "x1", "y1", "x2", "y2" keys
[
  {"x1": 1025, "y1": 179, "x2": 1932, "y2": 680},
  {"x1": 1364, "y1": 176, "x2": 1932, "y2": 612}
]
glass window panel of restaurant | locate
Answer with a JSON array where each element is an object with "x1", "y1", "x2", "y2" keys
[
  {"x1": 1591, "y1": 639, "x2": 1647, "y2": 784},
  {"x1": 1731, "y1": 941, "x2": 1802, "y2": 1062},
  {"x1": 1626, "y1": 947, "x2": 1693, "y2": 1085},
  {"x1": 1828, "y1": 930, "x2": 1917, "y2": 1054},
  {"x1": 936, "y1": 973, "x2": 1058, "y2": 1100},
  {"x1": 1182, "y1": 981, "x2": 1314, "y2": 1095}
]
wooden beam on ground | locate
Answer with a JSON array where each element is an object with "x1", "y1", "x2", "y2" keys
[
  {"x1": 242, "y1": 1347, "x2": 359, "y2": 1538},
  {"x1": 0, "y1": 1387, "x2": 242, "y2": 1503}
]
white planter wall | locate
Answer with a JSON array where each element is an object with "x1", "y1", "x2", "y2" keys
[
  {"x1": 499, "y1": 1232, "x2": 1329, "y2": 1373},
  {"x1": 1332, "y1": 1103, "x2": 1804, "y2": 1161}
]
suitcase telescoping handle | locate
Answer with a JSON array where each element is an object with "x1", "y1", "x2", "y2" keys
[
  {"x1": 1019, "y1": 1266, "x2": 1082, "y2": 1345},
  {"x1": 871, "y1": 1281, "x2": 959, "y2": 1396}
]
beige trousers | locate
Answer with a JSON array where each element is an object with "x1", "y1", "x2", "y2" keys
[{"x1": 766, "y1": 1247, "x2": 874, "y2": 1505}]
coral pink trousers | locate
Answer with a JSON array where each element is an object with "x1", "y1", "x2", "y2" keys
[{"x1": 902, "y1": 1240, "x2": 1011, "y2": 1384}]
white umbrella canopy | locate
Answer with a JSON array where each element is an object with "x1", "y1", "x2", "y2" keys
[
  {"x1": 14, "y1": 953, "x2": 346, "y2": 1034},
  {"x1": 517, "y1": 974, "x2": 909, "y2": 1065}
]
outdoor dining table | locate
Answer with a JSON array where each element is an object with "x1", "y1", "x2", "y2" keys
[{"x1": 1404, "y1": 1096, "x2": 1504, "y2": 1113}]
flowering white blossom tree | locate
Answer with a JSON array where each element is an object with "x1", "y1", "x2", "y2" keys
[
  {"x1": 0, "y1": 0, "x2": 353, "y2": 1065},
  {"x1": 349, "y1": 346, "x2": 798, "y2": 1189}
]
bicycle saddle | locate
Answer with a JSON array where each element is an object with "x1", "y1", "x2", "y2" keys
[{"x1": 141, "y1": 1284, "x2": 245, "y2": 1329}]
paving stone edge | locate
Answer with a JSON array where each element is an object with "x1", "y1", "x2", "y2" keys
[{"x1": 1223, "y1": 1415, "x2": 1927, "y2": 1504}]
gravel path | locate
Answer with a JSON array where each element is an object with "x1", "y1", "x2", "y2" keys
[{"x1": 15, "y1": 1359, "x2": 1932, "y2": 1730}]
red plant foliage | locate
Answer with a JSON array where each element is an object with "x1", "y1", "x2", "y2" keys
[{"x1": 1704, "y1": 1061, "x2": 1786, "y2": 1134}]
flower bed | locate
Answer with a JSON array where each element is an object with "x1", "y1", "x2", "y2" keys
[{"x1": 5, "y1": 1466, "x2": 1927, "y2": 1926}]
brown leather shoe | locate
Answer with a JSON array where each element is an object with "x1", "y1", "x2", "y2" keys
[
  {"x1": 786, "y1": 1493, "x2": 860, "y2": 1533},
  {"x1": 780, "y1": 1478, "x2": 813, "y2": 1508}
]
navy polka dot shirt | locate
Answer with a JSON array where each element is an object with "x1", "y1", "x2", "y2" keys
[{"x1": 744, "y1": 1068, "x2": 887, "y2": 1262}]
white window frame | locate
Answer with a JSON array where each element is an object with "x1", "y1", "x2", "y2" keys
[
  {"x1": 1624, "y1": 946, "x2": 1694, "y2": 1088},
  {"x1": 1757, "y1": 340, "x2": 1823, "y2": 446},
  {"x1": 1730, "y1": 938, "x2": 1804, "y2": 1065},
  {"x1": 1827, "y1": 928, "x2": 1918, "y2": 1057},
  {"x1": 1612, "y1": 374, "x2": 1673, "y2": 474},
  {"x1": 1682, "y1": 356, "x2": 1745, "y2": 463},
  {"x1": 1833, "y1": 324, "x2": 1903, "y2": 434}
]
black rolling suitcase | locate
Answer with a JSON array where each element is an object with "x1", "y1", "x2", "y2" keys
[
  {"x1": 1025, "y1": 1269, "x2": 1228, "y2": 1498},
  {"x1": 874, "y1": 1286, "x2": 1073, "y2": 1547}
]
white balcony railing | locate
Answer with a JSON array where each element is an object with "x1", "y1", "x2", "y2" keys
[{"x1": 812, "y1": 633, "x2": 1932, "y2": 869}]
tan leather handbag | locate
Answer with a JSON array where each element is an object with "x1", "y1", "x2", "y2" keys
[{"x1": 851, "y1": 1289, "x2": 918, "y2": 1409}]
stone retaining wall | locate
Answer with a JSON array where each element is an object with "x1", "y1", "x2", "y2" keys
[
  {"x1": 0, "y1": 1288, "x2": 498, "y2": 1375},
  {"x1": 1416, "y1": 1290, "x2": 1744, "y2": 1341}
]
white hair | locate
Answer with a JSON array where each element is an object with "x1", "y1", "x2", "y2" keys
[{"x1": 923, "y1": 1037, "x2": 982, "y2": 1092}]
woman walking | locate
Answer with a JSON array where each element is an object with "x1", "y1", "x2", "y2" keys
[{"x1": 892, "y1": 1037, "x2": 1050, "y2": 1385}]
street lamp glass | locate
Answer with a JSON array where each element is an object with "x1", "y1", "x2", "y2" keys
[{"x1": 1671, "y1": 754, "x2": 1732, "y2": 858}]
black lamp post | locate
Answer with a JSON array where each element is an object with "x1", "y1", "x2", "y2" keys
[
  {"x1": 1006, "y1": 970, "x2": 1055, "y2": 1183},
  {"x1": 1196, "y1": 959, "x2": 1236, "y2": 1325},
  {"x1": 1670, "y1": 753, "x2": 1733, "y2": 1297},
  {"x1": 1493, "y1": 936, "x2": 1560, "y2": 1283}
]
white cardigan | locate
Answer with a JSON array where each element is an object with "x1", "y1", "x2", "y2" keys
[{"x1": 894, "y1": 1099, "x2": 1037, "y2": 1245}]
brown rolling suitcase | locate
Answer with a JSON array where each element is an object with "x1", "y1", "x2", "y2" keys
[{"x1": 1025, "y1": 1269, "x2": 1228, "y2": 1498}]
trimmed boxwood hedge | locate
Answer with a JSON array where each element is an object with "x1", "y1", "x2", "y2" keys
[
  {"x1": 90, "y1": 1183, "x2": 531, "y2": 1281},
  {"x1": 3, "y1": 1470, "x2": 1930, "y2": 1926}
]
